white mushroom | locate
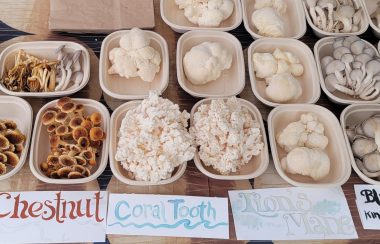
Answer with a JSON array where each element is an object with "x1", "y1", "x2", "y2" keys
[
  {"x1": 325, "y1": 60, "x2": 346, "y2": 84},
  {"x1": 362, "y1": 115, "x2": 380, "y2": 151}
]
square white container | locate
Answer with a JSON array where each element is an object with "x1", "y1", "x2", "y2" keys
[
  {"x1": 109, "y1": 101, "x2": 187, "y2": 185},
  {"x1": 160, "y1": 0, "x2": 243, "y2": 33},
  {"x1": 340, "y1": 104, "x2": 380, "y2": 185},
  {"x1": 0, "y1": 96, "x2": 32, "y2": 181},
  {"x1": 268, "y1": 104, "x2": 351, "y2": 187},
  {"x1": 242, "y1": 0, "x2": 307, "y2": 39},
  {"x1": 302, "y1": 0, "x2": 369, "y2": 38},
  {"x1": 177, "y1": 30, "x2": 245, "y2": 98},
  {"x1": 190, "y1": 98, "x2": 269, "y2": 180},
  {"x1": 314, "y1": 37, "x2": 380, "y2": 105},
  {"x1": 29, "y1": 98, "x2": 110, "y2": 184},
  {"x1": 248, "y1": 38, "x2": 320, "y2": 107},
  {"x1": 362, "y1": 0, "x2": 380, "y2": 38},
  {"x1": 99, "y1": 30, "x2": 169, "y2": 100},
  {"x1": 0, "y1": 41, "x2": 90, "y2": 97}
]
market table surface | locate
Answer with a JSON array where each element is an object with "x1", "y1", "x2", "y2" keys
[{"x1": 0, "y1": 0, "x2": 379, "y2": 243}]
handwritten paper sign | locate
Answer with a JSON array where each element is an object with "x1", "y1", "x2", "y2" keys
[
  {"x1": 229, "y1": 187, "x2": 357, "y2": 240},
  {"x1": 355, "y1": 184, "x2": 380, "y2": 229},
  {"x1": 106, "y1": 194, "x2": 229, "y2": 239},
  {"x1": 0, "y1": 191, "x2": 107, "y2": 243}
]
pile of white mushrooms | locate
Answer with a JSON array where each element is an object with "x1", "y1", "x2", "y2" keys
[
  {"x1": 321, "y1": 36, "x2": 380, "y2": 100},
  {"x1": 346, "y1": 115, "x2": 380, "y2": 179},
  {"x1": 305, "y1": 0, "x2": 362, "y2": 33},
  {"x1": 55, "y1": 45, "x2": 83, "y2": 91}
]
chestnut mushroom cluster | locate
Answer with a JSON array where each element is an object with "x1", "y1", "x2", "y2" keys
[
  {"x1": 305, "y1": 0, "x2": 362, "y2": 33},
  {"x1": 40, "y1": 97, "x2": 105, "y2": 179},
  {"x1": 0, "y1": 120, "x2": 26, "y2": 175},
  {"x1": 322, "y1": 36, "x2": 380, "y2": 100},
  {"x1": 346, "y1": 114, "x2": 380, "y2": 179}
]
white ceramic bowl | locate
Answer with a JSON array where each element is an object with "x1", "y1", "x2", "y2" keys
[
  {"x1": 340, "y1": 104, "x2": 380, "y2": 185},
  {"x1": 268, "y1": 104, "x2": 351, "y2": 187},
  {"x1": 0, "y1": 96, "x2": 32, "y2": 181},
  {"x1": 109, "y1": 101, "x2": 187, "y2": 185},
  {"x1": 0, "y1": 41, "x2": 90, "y2": 97},
  {"x1": 160, "y1": 0, "x2": 243, "y2": 33},
  {"x1": 242, "y1": 0, "x2": 307, "y2": 39},
  {"x1": 190, "y1": 98, "x2": 269, "y2": 180},
  {"x1": 99, "y1": 30, "x2": 169, "y2": 100},
  {"x1": 314, "y1": 37, "x2": 380, "y2": 105},
  {"x1": 29, "y1": 98, "x2": 110, "y2": 184},
  {"x1": 303, "y1": 0, "x2": 369, "y2": 38},
  {"x1": 177, "y1": 30, "x2": 245, "y2": 98},
  {"x1": 248, "y1": 38, "x2": 320, "y2": 107}
]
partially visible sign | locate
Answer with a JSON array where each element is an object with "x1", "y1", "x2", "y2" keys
[
  {"x1": 106, "y1": 194, "x2": 229, "y2": 239},
  {"x1": 355, "y1": 184, "x2": 380, "y2": 230},
  {"x1": 229, "y1": 187, "x2": 357, "y2": 240},
  {"x1": 0, "y1": 191, "x2": 107, "y2": 243}
]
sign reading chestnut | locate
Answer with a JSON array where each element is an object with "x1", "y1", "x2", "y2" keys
[{"x1": 0, "y1": 191, "x2": 107, "y2": 243}]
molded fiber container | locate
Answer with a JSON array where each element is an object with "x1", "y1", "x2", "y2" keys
[
  {"x1": 177, "y1": 30, "x2": 245, "y2": 98},
  {"x1": 248, "y1": 38, "x2": 320, "y2": 107},
  {"x1": 361, "y1": 0, "x2": 380, "y2": 38},
  {"x1": 191, "y1": 98, "x2": 269, "y2": 180},
  {"x1": 29, "y1": 99, "x2": 110, "y2": 184},
  {"x1": 268, "y1": 104, "x2": 351, "y2": 187},
  {"x1": 160, "y1": 0, "x2": 243, "y2": 33},
  {"x1": 109, "y1": 101, "x2": 187, "y2": 185}
]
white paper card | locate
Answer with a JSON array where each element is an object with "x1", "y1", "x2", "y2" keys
[
  {"x1": 354, "y1": 184, "x2": 380, "y2": 230},
  {"x1": 229, "y1": 187, "x2": 357, "y2": 240},
  {"x1": 106, "y1": 194, "x2": 229, "y2": 239},
  {"x1": 0, "y1": 191, "x2": 107, "y2": 243}
]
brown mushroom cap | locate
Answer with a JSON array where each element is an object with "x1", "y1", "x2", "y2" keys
[
  {"x1": 68, "y1": 171, "x2": 84, "y2": 179},
  {"x1": 58, "y1": 155, "x2": 76, "y2": 167},
  {"x1": 4, "y1": 151, "x2": 19, "y2": 167},
  {"x1": 14, "y1": 143, "x2": 24, "y2": 153},
  {"x1": 72, "y1": 126, "x2": 88, "y2": 141},
  {"x1": 74, "y1": 156, "x2": 87, "y2": 166},
  {"x1": 0, "y1": 153, "x2": 7, "y2": 164},
  {"x1": 89, "y1": 127, "x2": 104, "y2": 141},
  {"x1": 77, "y1": 136, "x2": 90, "y2": 148},
  {"x1": 55, "y1": 125, "x2": 69, "y2": 136},
  {"x1": 3, "y1": 120, "x2": 17, "y2": 130},
  {"x1": 0, "y1": 134, "x2": 10, "y2": 150},
  {"x1": 61, "y1": 102, "x2": 76, "y2": 114},
  {"x1": 47, "y1": 124, "x2": 57, "y2": 134},
  {"x1": 47, "y1": 154, "x2": 59, "y2": 165},
  {"x1": 80, "y1": 150, "x2": 93, "y2": 161},
  {"x1": 49, "y1": 134, "x2": 61, "y2": 148},
  {"x1": 68, "y1": 144, "x2": 82, "y2": 155},
  {"x1": 55, "y1": 112, "x2": 69, "y2": 124},
  {"x1": 57, "y1": 97, "x2": 72, "y2": 109},
  {"x1": 0, "y1": 122, "x2": 7, "y2": 132},
  {"x1": 5, "y1": 129, "x2": 26, "y2": 145},
  {"x1": 41, "y1": 110, "x2": 57, "y2": 126},
  {"x1": 90, "y1": 112, "x2": 102, "y2": 125},
  {"x1": 69, "y1": 117, "x2": 84, "y2": 129},
  {"x1": 40, "y1": 162, "x2": 49, "y2": 171},
  {"x1": 0, "y1": 163, "x2": 6, "y2": 175},
  {"x1": 49, "y1": 171, "x2": 59, "y2": 179},
  {"x1": 81, "y1": 120, "x2": 93, "y2": 131},
  {"x1": 57, "y1": 166, "x2": 72, "y2": 178},
  {"x1": 7, "y1": 144, "x2": 15, "y2": 152},
  {"x1": 74, "y1": 104, "x2": 84, "y2": 114}
]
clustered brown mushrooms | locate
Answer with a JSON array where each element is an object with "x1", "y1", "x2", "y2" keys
[
  {"x1": 346, "y1": 114, "x2": 380, "y2": 179},
  {"x1": 322, "y1": 36, "x2": 380, "y2": 100},
  {"x1": 1, "y1": 46, "x2": 82, "y2": 93},
  {"x1": 305, "y1": 0, "x2": 362, "y2": 33},
  {"x1": 39, "y1": 97, "x2": 105, "y2": 179},
  {"x1": 0, "y1": 120, "x2": 26, "y2": 175}
]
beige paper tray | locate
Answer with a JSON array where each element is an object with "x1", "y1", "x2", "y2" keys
[
  {"x1": 268, "y1": 104, "x2": 351, "y2": 187},
  {"x1": 248, "y1": 38, "x2": 320, "y2": 107},
  {"x1": 363, "y1": 0, "x2": 380, "y2": 39},
  {"x1": 190, "y1": 97, "x2": 269, "y2": 180},
  {"x1": 176, "y1": 30, "x2": 245, "y2": 98},
  {"x1": 29, "y1": 98, "x2": 110, "y2": 184},
  {"x1": 109, "y1": 100, "x2": 187, "y2": 186}
]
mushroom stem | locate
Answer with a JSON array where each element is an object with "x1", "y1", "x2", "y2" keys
[
  {"x1": 315, "y1": 6, "x2": 327, "y2": 30},
  {"x1": 334, "y1": 83, "x2": 355, "y2": 95}
]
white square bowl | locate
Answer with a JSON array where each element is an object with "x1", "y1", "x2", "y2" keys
[
  {"x1": 242, "y1": 0, "x2": 307, "y2": 39},
  {"x1": 363, "y1": 0, "x2": 380, "y2": 38},
  {"x1": 99, "y1": 30, "x2": 169, "y2": 100},
  {"x1": 340, "y1": 104, "x2": 380, "y2": 185},
  {"x1": 0, "y1": 41, "x2": 90, "y2": 97},
  {"x1": 314, "y1": 37, "x2": 380, "y2": 105},
  {"x1": 268, "y1": 104, "x2": 351, "y2": 187},
  {"x1": 29, "y1": 98, "x2": 110, "y2": 184},
  {"x1": 0, "y1": 96, "x2": 32, "y2": 181},
  {"x1": 109, "y1": 100, "x2": 187, "y2": 185},
  {"x1": 302, "y1": 0, "x2": 369, "y2": 38},
  {"x1": 160, "y1": 0, "x2": 243, "y2": 33},
  {"x1": 190, "y1": 98, "x2": 269, "y2": 180},
  {"x1": 177, "y1": 30, "x2": 245, "y2": 98},
  {"x1": 248, "y1": 38, "x2": 320, "y2": 107}
]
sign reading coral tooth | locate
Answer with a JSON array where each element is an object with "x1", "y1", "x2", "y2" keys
[{"x1": 106, "y1": 194, "x2": 229, "y2": 239}]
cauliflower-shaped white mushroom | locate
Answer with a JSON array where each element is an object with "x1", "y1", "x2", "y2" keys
[
  {"x1": 183, "y1": 42, "x2": 232, "y2": 85},
  {"x1": 190, "y1": 97, "x2": 264, "y2": 175},
  {"x1": 115, "y1": 92, "x2": 195, "y2": 182},
  {"x1": 251, "y1": 7, "x2": 285, "y2": 37},
  {"x1": 254, "y1": 0, "x2": 287, "y2": 14},
  {"x1": 266, "y1": 73, "x2": 302, "y2": 103},
  {"x1": 252, "y1": 53, "x2": 278, "y2": 79}
]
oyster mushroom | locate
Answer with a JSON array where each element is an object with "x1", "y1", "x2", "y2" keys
[
  {"x1": 362, "y1": 115, "x2": 380, "y2": 150},
  {"x1": 352, "y1": 137, "x2": 377, "y2": 158}
]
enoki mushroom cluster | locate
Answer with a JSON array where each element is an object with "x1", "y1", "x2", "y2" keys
[{"x1": 40, "y1": 97, "x2": 105, "y2": 179}]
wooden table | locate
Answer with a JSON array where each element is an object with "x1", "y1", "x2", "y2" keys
[{"x1": 0, "y1": 0, "x2": 379, "y2": 243}]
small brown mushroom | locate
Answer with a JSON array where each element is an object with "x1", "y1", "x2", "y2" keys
[
  {"x1": 4, "y1": 129, "x2": 26, "y2": 145},
  {"x1": 74, "y1": 104, "x2": 84, "y2": 116},
  {"x1": 69, "y1": 117, "x2": 84, "y2": 129},
  {"x1": 47, "y1": 124, "x2": 57, "y2": 134},
  {"x1": 4, "y1": 151, "x2": 19, "y2": 167},
  {"x1": 0, "y1": 163, "x2": 6, "y2": 175},
  {"x1": 90, "y1": 127, "x2": 104, "y2": 141},
  {"x1": 72, "y1": 126, "x2": 88, "y2": 141},
  {"x1": 0, "y1": 153, "x2": 7, "y2": 164},
  {"x1": 41, "y1": 110, "x2": 57, "y2": 126},
  {"x1": 47, "y1": 154, "x2": 59, "y2": 166},
  {"x1": 3, "y1": 120, "x2": 17, "y2": 130},
  {"x1": 61, "y1": 102, "x2": 76, "y2": 114},
  {"x1": 0, "y1": 134, "x2": 10, "y2": 150},
  {"x1": 57, "y1": 166, "x2": 72, "y2": 178},
  {"x1": 77, "y1": 136, "x2": 90, "y2": 148},
  {"x1": 14, "y1": 143, "x2": 23, "y2": 153},
  {"x1": 49, "y1": 134, "x2": 67, "y2": 149},
  {"x1": 55, "y1": 125, "x2": 70, "y2": 137},
  {"x1": 90, "y1": 112, "x2": 102, "y2": 126},
  {"x1": 55, "y1": 112, "x2": 69, "y2": 124},
  {"x1": 74, "y1": 156, "x2": 87, "y2": 166},
  {"x1": 81, "y1": 120, "x2": 93, "y2": 131},
  {"x1": 40, "y1": 162, "x2": 49, "y2": 171},
  {"x1": 58, "y1": 155, "x2": 76, "y2": 167},
  {"x1": 68, "y1": 171, "x2": 84, "y2": 179},
  {"x1": 57, "y1": 97, "x2": 72, "y2": 109}
]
